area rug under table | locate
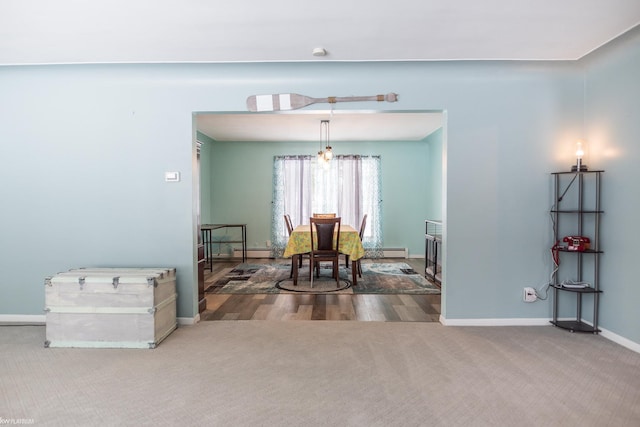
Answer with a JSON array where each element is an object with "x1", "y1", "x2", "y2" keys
[{"x1": 204, "y1": 262, "x2": 440, "y2": 294}]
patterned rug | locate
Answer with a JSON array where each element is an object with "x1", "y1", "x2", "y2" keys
[{"x1": 204, "y1": 262, "x2": 441, "y2": 294}]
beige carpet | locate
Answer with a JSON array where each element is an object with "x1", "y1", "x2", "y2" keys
[{"x1": 1, "y1": 322, "x2": 640, "y2": 426}]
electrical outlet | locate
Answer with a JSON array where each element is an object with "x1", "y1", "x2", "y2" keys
[{"x1": 523, "y1": 287, "x2": 537, "y2": 302}]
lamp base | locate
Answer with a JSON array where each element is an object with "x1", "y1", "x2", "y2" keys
[{"x1": 571, "y1": 164, "x2": 588, "y2": 172}]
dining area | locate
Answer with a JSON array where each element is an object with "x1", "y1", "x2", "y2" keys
[{"x1": 283, "y1": 213, "x2": 367, "y2": 287}]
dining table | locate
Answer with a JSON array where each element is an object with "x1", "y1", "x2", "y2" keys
[{"x1": 283, "y1": 224, "x2": 365, "y2": 286}]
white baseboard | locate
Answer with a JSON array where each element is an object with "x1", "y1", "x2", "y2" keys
[
  {"x1": 598, "y1": 326, "x2": 640, "y2": 354},
  {"x1": 0, "y1": 314, "x2": 46, "y2": 324},
  {"x1": 177, "y1": 316, "x2": 199, "y2": 326},
  {"x1": 439, "y1": 315, "x2": 640, "y2": 354},
  {"x1": 439, "y1": 315, "x2": 550, "y2": 327},
  {"x1": 233, "y1": 249, "x2": 271, "y2": 258}
]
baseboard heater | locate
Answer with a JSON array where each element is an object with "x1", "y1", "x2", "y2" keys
[
  {"x1": 233, "y1": 248, "x2": 409, "y2": 259},
  {"x1": 383, "y1": 248, "x2": 408, "y2": 258}
]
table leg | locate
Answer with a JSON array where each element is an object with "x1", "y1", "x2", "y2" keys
[
  {"x1": 202, "y1": 229, "x2": 213, "y2": 272},
  {"x1": 351, "y1": 260, "x2": 357, "y2": 286},
  {"x1": 241, "y1": 225, "x2": 247, "y2": 262},
  {"x1": 293, "y1": 254, "x2": 299, "y2": 286}
]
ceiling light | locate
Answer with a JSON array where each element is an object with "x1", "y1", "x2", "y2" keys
[{"x1": 317, "y1": 120, "x2": 333, "y2": 167}]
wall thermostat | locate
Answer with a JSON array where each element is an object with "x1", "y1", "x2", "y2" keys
[{"x1": 165, "y1": 171, "x2": 180, "y2": 182}]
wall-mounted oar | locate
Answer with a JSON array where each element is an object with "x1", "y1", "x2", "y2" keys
[{"x1": 247, "y1": 93, "x2": 398, "y2": 112}]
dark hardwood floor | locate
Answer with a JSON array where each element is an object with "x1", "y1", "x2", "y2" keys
[{"x1": 201, "y1": 258, "x2": 441, "y2": 322}]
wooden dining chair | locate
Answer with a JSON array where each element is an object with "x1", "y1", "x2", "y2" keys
[
  {"x1": 344, "y1": 214, "x2": 367, "y2": 277},
  {"x1": 312, "y1": 213, "x2": 336, "y2": 218},
  {"x1": 309, "y1": 216, "x2": 341, "y2": 288},
  {"x1": 284, "y1": 214, "x2": 306, "y2": 278},
  {"x1": 284, "y1": 213, "x2": 294, "y2": 236}
]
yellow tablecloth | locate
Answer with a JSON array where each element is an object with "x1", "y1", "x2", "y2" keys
[{"x1": 283, "y1": 224, "x2": 365, "y2": 261}]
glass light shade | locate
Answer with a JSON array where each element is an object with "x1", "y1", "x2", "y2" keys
[
  {"x1": 316, "y1": 119, "x2": 333, "y2": 165},
  {"x1": 317, "y1": 151, "x2": 325, "y2": 163},
  {"x1": 576, "y1": 141, "x2": 584, "y2": 159},
  {"x1": 571, "y1": 140, "x2": 588, "y2": 172}
]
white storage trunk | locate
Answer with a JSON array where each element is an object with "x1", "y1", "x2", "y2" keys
[{"x1": 45, "y1": 267, "x2": 177, "y2": 349}]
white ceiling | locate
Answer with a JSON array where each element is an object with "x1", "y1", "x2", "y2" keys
[
  {"x1": 1, "y1": 0, "x2": 639, "y2": 65},
  {"x1": 4, "y1": 0, "x2": 639, "y2": 142}
]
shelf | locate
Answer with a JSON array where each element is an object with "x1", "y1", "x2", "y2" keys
[
  {"x1": 551, "y1": 170, "x2": 604, "y2": 175},
  {"x1": 550, "y1": 320, "x2": 600, "y2": 334},
  {"x1": 550, "y1": 284, "x2": 602, "y2": 294},
  {"x1": 555, "y1": 248, "x2": 603, "y2": 254},
  {"x1": 550, "y1": 210, "x2": 604, "y2": 214},
  {"x1": 550, "y1": 170, "x2": 603, "y2": 335}
]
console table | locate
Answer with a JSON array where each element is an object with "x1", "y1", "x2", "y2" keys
[{"x1": 201, "y1": 224, "x2": 247, "y2": 270}]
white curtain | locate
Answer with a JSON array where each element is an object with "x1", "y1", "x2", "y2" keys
[{"x1": 271, "y1": 155, "x2": 383, "y2": 258}]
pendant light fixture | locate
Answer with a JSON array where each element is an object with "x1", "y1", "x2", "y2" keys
[{"x1": 317, "y1": 119, "x2": 333, "y2": 165}]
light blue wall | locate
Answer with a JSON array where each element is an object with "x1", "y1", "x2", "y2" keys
[
  {"x1": 582, "y1": 28, "x2": 640, "y2": 344},
  {"x1": 439, "y1": 62, "x2": 584, "y2": 320},
  {"x1": 0, "y1": 48, "x2": 635, "y2": 348},
  {"x1": 200, "y1": 138, "x2": 431, "y2": 256},
  {"x1": 197, "y1": 131, "x2": 215, "y2": 227},
  {"x1": 0, "y1": 61, "x2": 580, "y2": 322},
  {"x1": 425, "y1": 128, "x2": 443, "y2": 221},
  {"x1": 0, "y1": 65, "x2": 205, "y2": 318}
]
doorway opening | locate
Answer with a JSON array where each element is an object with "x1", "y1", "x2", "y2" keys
[{"x1": 193, "y1": 110, "x2": 446, "y2": 321}]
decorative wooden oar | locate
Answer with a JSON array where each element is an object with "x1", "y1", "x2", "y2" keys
[{"x1": 246, "y1": 92, "x2": 398, "y2": 112}]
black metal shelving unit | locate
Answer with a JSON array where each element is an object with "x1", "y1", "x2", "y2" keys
[
  {"x1": 424, "y1": 220, "x2": 442, "y2": 287},
  {"x1": 550, "y1": 170, "x2": 603, "y2": 334}
]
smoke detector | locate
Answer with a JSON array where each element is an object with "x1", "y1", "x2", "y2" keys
[{"x1": 312, "y1": 47, "x2": 327, "y2": 57}]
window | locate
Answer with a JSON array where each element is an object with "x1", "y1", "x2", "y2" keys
[{"x1": 271, "y1": 155, "x2": 383, "y2": 258}]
